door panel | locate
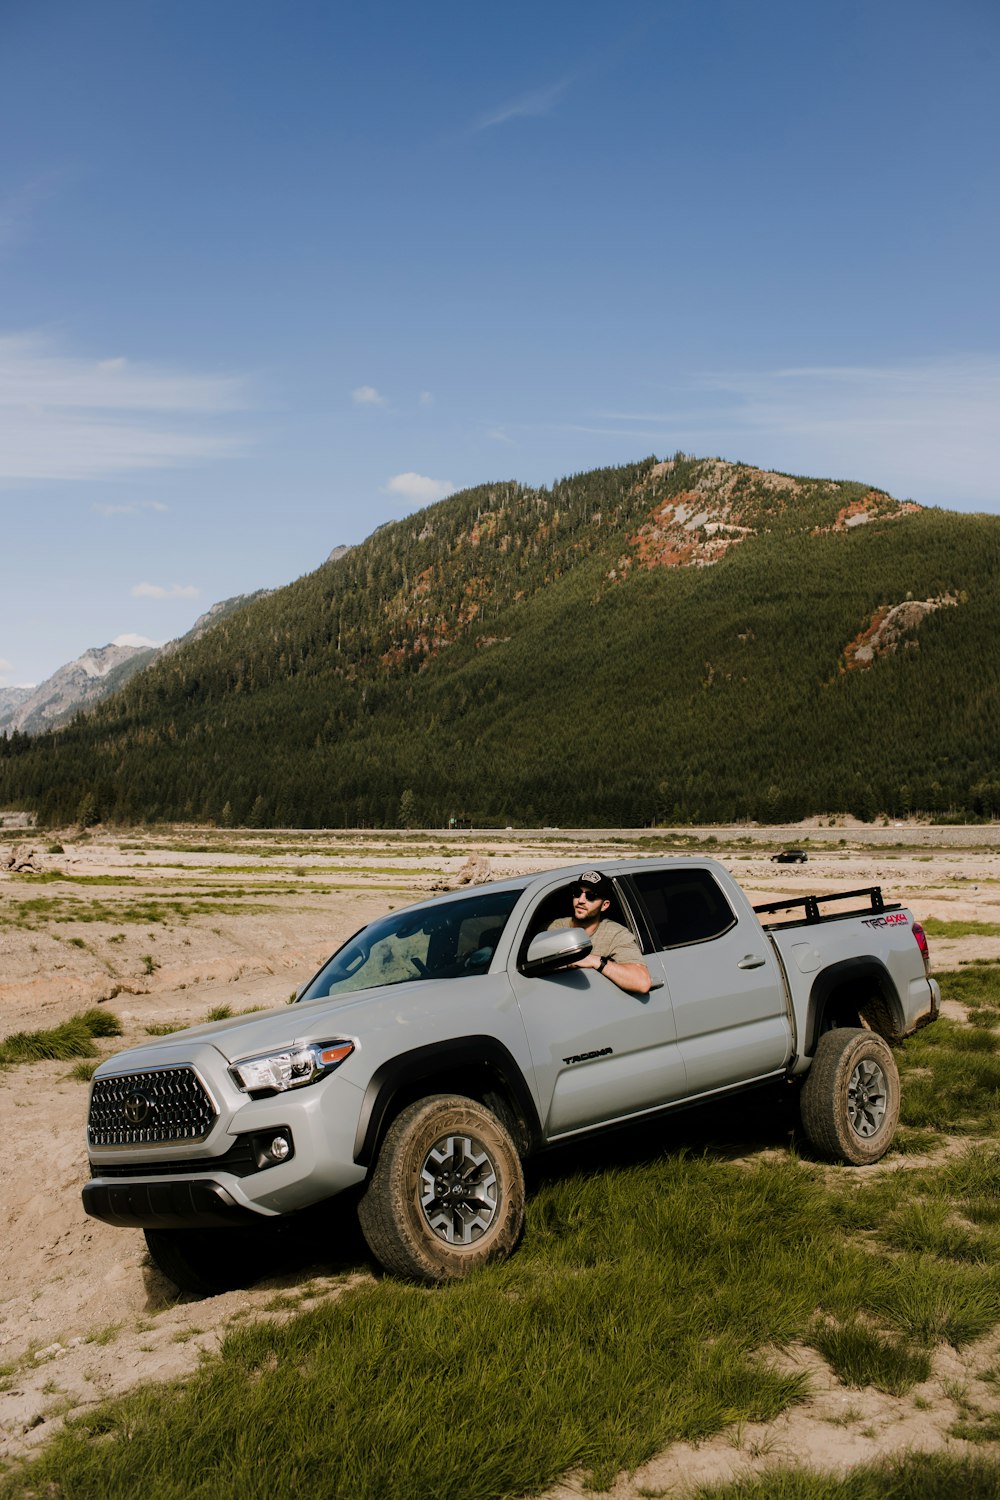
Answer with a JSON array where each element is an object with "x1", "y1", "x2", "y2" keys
[
  {"x1": 658, "y1": 939, "x2": 791, "y2": 1090},
  {"x1": 628, "y1": 868, "x2": 792, "y2": 1093},
  {"x1": 510, "y1": 959, "x2": 685, "y2": 1137}
]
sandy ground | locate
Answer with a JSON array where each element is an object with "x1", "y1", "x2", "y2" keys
[{"x1": 1, "y1": 823, "x2": 999, "y2": 1490}]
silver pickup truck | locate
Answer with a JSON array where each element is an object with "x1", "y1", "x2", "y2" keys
[{"x1": 83, "y1": 859, "x2": 939, "y2": 1291}]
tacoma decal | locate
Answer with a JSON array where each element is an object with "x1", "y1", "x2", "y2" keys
[{"x1": 562, "y1": 1047, "x2": 613, "y2": 1065}]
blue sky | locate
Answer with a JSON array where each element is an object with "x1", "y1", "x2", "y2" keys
[{"x1": 2, "y1": 0, "x2": 998, "y2": 685}]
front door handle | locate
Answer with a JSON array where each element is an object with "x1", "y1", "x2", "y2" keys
[{"x1": 737, "y1": 954, "x2": 766, "y2": 970}]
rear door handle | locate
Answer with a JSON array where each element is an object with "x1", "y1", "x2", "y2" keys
[{"x1": 737, "y1": 954, "x2": 766, "y2": 970}]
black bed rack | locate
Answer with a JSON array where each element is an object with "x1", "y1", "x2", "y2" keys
[{"x1": 753, "y1": 885, "x2": 899, "y2": 926}]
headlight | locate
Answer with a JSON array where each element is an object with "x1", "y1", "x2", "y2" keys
[{"x1": 230, "y1": 1040, "x2": 354, "y2": 1095}]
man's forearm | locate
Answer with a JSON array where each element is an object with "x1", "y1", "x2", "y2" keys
[
  {"x1": 603, "y1": 958, "x2": 652, "y2": 995},
  {"x1": 574, "y1": 952, "x2": 652, "y2": 994}
]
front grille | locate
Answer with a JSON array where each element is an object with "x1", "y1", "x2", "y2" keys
[{"x1": 88, "y1": 1066, "x2": 217, "y2": 1147}]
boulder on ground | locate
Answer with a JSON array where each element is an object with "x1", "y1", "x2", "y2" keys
[
  {"x1": 4, "y1": 844, "x2": 43, "y2": 873},
  {"x1": 430, "y1": 855, "x2": 492, "y2": 891}
]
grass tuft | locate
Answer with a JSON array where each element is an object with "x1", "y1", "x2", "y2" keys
[
  {"x1": 0, "y1": 1009, "x2": 122, "y2": 1066},
  {"x1": 67, "y1": 1059, "x2": 101, "y2": 1082},
  {"x1": 808, "y1": 1316, "x2": 931, "y2": 1395}
]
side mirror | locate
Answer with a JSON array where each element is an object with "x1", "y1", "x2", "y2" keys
[{"x1": 522, "y1": 926, "x2": 593, "y2": 976}]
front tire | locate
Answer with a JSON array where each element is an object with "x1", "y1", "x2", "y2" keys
[
  {"x1": 143, "y1": 1227, "x2": 265, "y2": 1296},
  {"x1": 357, "y1": 1094, "x2": 525, "y2": 1282},
  {"x1": 800, "y1": 1027, "x2": 900, "y2": 1164}
]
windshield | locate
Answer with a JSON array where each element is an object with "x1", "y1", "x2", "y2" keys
[{"x1": 297, "y1": 887, "x2": 525, "y2": 1000}]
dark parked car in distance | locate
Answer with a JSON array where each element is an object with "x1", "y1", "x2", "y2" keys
[{"x1": 771, "y1": 849, "x2": 808, "y2": 863}]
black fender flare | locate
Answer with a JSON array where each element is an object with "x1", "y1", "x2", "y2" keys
[
  {"x1": 805, "y1": 958, "x2": 904, "y2": 1056},
  {"x1": 352, "y1": 1035, "x2": 542, "y2": 1167}
]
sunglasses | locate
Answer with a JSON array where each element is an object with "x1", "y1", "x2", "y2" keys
[{"x1": 571, "y1": 886, "x2": 603, "y2": 899}]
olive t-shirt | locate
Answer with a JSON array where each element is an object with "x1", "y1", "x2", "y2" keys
[{"x1": 547, "y1": 917, "x2": 644, "y2": 966}]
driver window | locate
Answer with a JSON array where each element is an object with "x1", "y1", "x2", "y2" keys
[{"x1": 518, "y1": 881, "x2": 634, "y2": 965}]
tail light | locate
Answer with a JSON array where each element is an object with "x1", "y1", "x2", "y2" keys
[{"x1": 912, "y1": 921, "x2": 931, "y2": 976}]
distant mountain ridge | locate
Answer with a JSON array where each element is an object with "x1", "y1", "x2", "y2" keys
[
  {"x1": 1, "y1": 592, "x2": 269, "y2": 736},
  {"x1": 2, "y1": 454, "x2": 998, "y2": 827},
  {"x1": 0, "y1": 684, "x2": 34, "y2": 728}
]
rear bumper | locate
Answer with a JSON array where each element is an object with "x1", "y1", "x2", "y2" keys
[
  {"x1": 910, "y1": 976, "x2": 941, "y2": 1032},
  {"x1": 83, "y1": 1177, "x2": 267, "y2": 1229}
]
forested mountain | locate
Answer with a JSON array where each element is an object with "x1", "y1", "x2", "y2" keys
[{"x1": 2, "y1": 454, "x2": 999, "y2": 827}]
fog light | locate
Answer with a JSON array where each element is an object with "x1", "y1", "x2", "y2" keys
[{"x1": 270, "y1": 1135, "x2": 291, "y2": 1162}]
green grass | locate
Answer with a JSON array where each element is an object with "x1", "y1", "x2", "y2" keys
[
  {"x1": 807, "y1": 1317, "x2": 931, "y2": 1395},
  {"x1": 893, "y1": 976, "x2": 1000, "y2": 1136},
  {"x1": 922, "y1": 918, "x2": 1000, "y2": 938},
  {"x1": 0, "y1": 1008, "x2": 122, "y2": 1066},
  {"x1": 66, "y1": 1058, "x2": 101, "y2": 1082},
  {"x1": 691, "y1": 1452, "x2": 1000, "y2": 1498},
  {"x1": 0, "y1": 894, "x2": 282, "y2": 929},
  {"x1": 941, "y1": 958, "x2": 1000, "y2": 1010},
  {"x1": 6, "y1": 1144, "x2": 1000, "y2": 1499},
  {"x1": 5, "y1": 968, "x2": 1000, "y2": 1497}
]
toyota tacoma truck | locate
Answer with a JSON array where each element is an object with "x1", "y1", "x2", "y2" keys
[{"x1": 83, "y1": 859, "x2": 939, "y2": 1290}]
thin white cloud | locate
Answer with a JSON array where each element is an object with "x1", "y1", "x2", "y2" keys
[
  {"x1": 474, "y1": 78, "x2": 570, "y2": 131},
  {"x1": 0, "y1": 331, "x2": 249, "y2": 484},
  {"x1": 0, "y1": 174, "x2": 60, "y2": 253},
  {"x1": 419, "y1": 390, "x2": 434, "y2": 407},
  {"x1": 352, "y1": 385, "x2": 387, "y2": 406},
  {"x1": 486, "y1": 426, "x2": 515, "y2": 446},
  {"x1": 93, "y1": 499, "x2": 170, "y2": 518},
  {"x1": 385, "y1": 472, "x2": 455, "y2": 505},
  {"x1": 113, "y1": 633, "x2": 160, "y2": 648},
  {"x1": 130, "y1": 582, "x2": 200, "y2": 600},
  {"x1": 0, "y1": 663, "x2": 34, "y2": 688}
]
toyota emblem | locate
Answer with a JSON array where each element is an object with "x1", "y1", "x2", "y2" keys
[{"x1": 123, "y1": 1092, "x2": 151, "y2": 1126}]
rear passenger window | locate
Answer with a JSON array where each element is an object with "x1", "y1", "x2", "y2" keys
[{"x1": 632, "y1": 869, "x2": 736, "y2": 950}]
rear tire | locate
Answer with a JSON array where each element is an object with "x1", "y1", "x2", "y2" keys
[
  {"x1": 800, "y1": 1027, "x2": 900, "y2": 1165},
  {"x1": 358, "y1": 1094, "x2": 524, "y2": 1282}
]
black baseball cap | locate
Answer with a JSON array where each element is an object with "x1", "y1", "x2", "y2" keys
[{"x1": 574, "y1": 869, "x2": 612, "y2": 899}]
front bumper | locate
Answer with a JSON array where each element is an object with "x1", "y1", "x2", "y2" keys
[{"x1": 83, "y1": 1176, "x2": 265, "y2": 1229}]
